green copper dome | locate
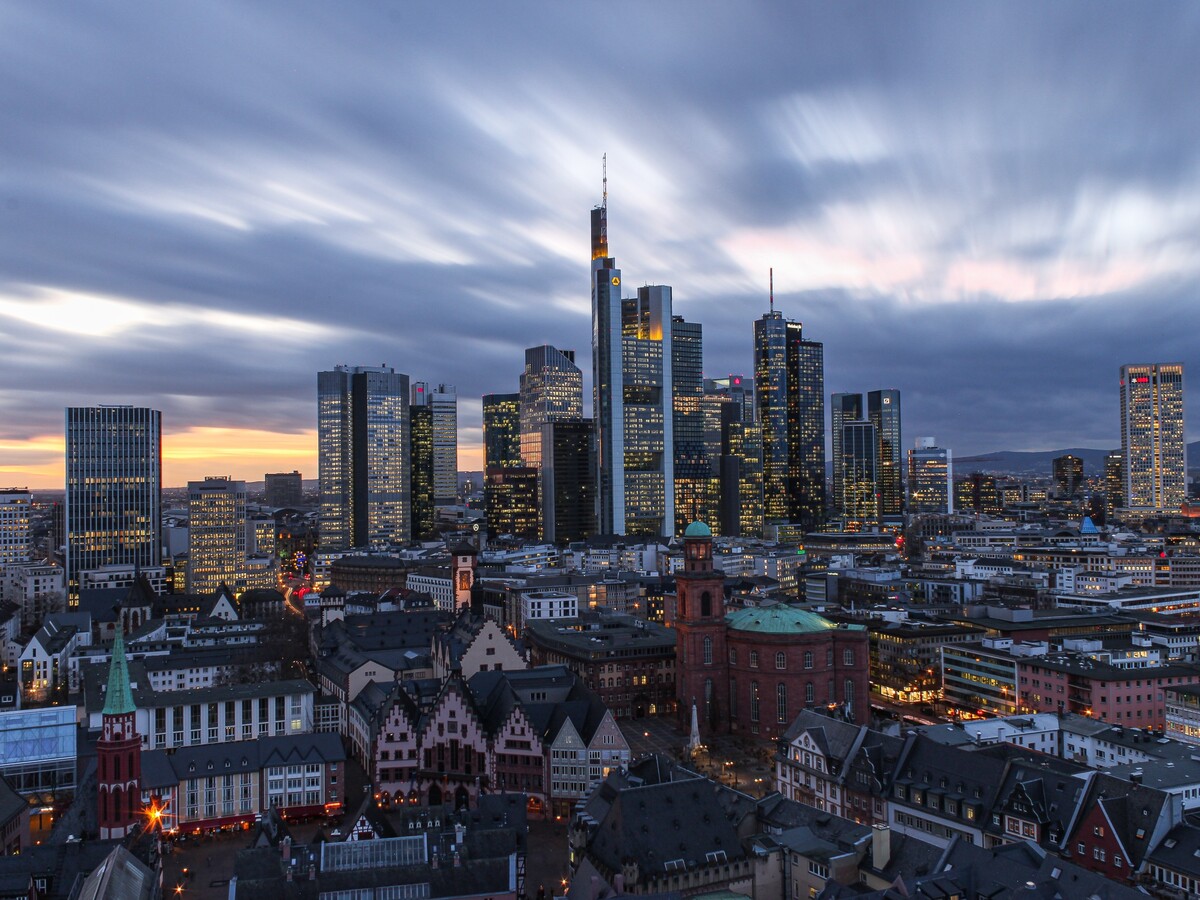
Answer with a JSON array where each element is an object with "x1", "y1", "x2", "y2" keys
[
  {"x1": 684, "y1": 521, "x2": 712, "y2": 538},
  {"x1": 726, "y1": 605, "x2": 852, "y2": 635}
]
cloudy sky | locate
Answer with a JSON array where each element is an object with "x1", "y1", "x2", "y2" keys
[{"x1": 2, "y1": 2, "x2": 1198, "y2": 489}]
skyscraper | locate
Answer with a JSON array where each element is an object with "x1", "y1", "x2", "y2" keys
[
  {"x1": 830, "y1": 393, "x2": 863, "y2": 517},
  {"x1": 318, "y1": 365, "x2": 410, "y2": 551},
  {"x1": 1104, "y1": 450, "x2": 1124, "y2": 519},
  {"x1": 908, "y1": 438, "x2": 953, "y2": 514},
  {"x1": 754, "y1": 310, "x2": 824, "y2": 529},
  {"x1": 0, "y1": 489, "x2": 32, "y2": 570},
  {"x1": 672, "y1": 315, "x2": 716, "y2": 535},
  {"x1": 410, "y1": 401, "x2": 435, "y2": 540},
  {"x1": 484, "y1": 467, "x2": 539, "y2": 539},
  {"x1": 540, "y1": 419, "x2": 597, "y2": 544},
  {"x1": 65, "y1": 406, "x2": 162, "y2": 599},
  {"x1": 840, "y1": 420, "x2": 878, "y2": 524},
  {"x1": 482, "y1": 393, "x2": 522, "y2": 470},
  {"x1": 591, "y1": 190, "x2": 674, "y2": 537},
  {"x1": 868, "y1": 389, "x2": 903, "y2": 521},
  {"x1": 1120, "y1": 363, "x2": 1186, "y2": 512},
  {"x1": 718, "y1": 405, "x2": 763, "y2": 538},
  {"x1": 187, "y1": 476, "x2": 247, "y2": 594},
  {"x1": 412, "y1": 383, "x2": 458, "y2": 508},
  {"x1": 264, "y1": 471, "x2": 303, "y2": 508},
  {"x1": 519, "y1": 346, "x2": 582, "y2": 471},
  {"x1": 1052, "y1": 454, "x2": 1084, "y2": 500}
]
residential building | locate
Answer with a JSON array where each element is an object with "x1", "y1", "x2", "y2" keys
[
  {"x1": 318, "y1": 365, "x2": 410, "y2": 550},
  {"x1": 65, "y1": 405, "x2": 162, "y2": 598}
]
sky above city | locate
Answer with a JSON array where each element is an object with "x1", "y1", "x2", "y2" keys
[{"x1": 2, "y1": 2, "x2": 1199, "y2": 489}]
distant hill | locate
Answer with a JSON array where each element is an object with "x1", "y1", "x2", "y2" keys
[{"x1": 956, "y1": 441, "x2": 1200, "y2": 477}]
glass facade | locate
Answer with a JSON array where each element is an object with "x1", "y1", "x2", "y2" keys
[
  {"x1": 318, "y1": 366, "x2": 410, "y2": 551},
  {"x1": 65, "y1": 405, "x2": 162, "y2": 599},
  {"x1": 908, "y1": 439, "x2": 953, "y2": 514},
  {"x1": 841, "y1": 420, "x2": 878, "y2": 524},
  {"x1": 0, "y1": 490, "x2": 32, "y2": 568},
  {"x1": 482, "y1": 393, "x2": 521, "y2": 470},
  {"x1": 484, "y1": 466, "x2": 539, "y2": 539},
  {"x1": 754, "y1": 313, "x2": 825, "y2": 529},
  {"x1": 830, "y1": 393, "x2": 863, "y2": 516},
  {"x1": 541, "y1": 418, "x2": 596, "y2": 544},
  {"x1": 1120, "y1": 363, "x2": 1186, "y2": 511},
  {"x1": 409, "y1": 404, "x2": 434, "y2": 540},
  {"x1": 868, "y1": 389, "x2": 903, "y2": 520},
  {"x1": 0, "y1": 707, "x2": 77, "y2": 801},
  {"x1": 672, "y1": 316, "x2": 716, "y2": 535},
  {"x1": 186, "y1": 476, "x2": 247, "y2": 594},
  {"x1": 519, "y1": 345, "x2": 582, "y2": 472},
  {"x1": 412, "y1": 382, "x2": 458, "y2": 508}
]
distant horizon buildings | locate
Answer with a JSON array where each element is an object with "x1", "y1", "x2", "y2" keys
[
  {"x1": 318, "y1": 365, "x2": 410, "y2": 551},
  {"x1": 591, "y1": 192, "x2": 674, "y2": 538},
  {"x1": 65, "y1": 405, "x2": 162, "y2": 599},
  {"x1": 1120, "y1": 362, "x2": 1186, "y2": 513}
]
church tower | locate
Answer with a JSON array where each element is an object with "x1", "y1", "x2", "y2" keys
[
  {"x1": 97, "y1": 623, "x2": 142, "y2": 839},
  {"x1": 673, "y1": 521, "x2": 730, "y2": 734}
]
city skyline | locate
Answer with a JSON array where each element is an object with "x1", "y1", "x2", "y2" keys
[{"x1": 3, "y1": 3, "x2": 1200, "y2": 488}]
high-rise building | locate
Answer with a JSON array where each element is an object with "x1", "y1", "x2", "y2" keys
[
  {"x1": 540, "y1": 419, "x2": 597, "y2": 544},
  {"x1": 318, "y1": 366, "x2": 410, "y2": 551},
  {"x1": 672, "y1": 316, "x2": 716, "y2": 535},
  {"x1": 718, "y1": 406, "x2": 763, "y2": 538},
  {"x1": 754, "y1": 310, "x2": 824, "y2": 529},
  {"x1": 409, "y1": 402, "x2": 434, "y2": 541},
  {"x1": 482, "y1": 393, "x2": 522, "y2": 470},
  {"x1": 830, "y1": 393, "x2": 863, "y2": 517},
  {"x1": 1120, "y1": 363, "x2": 1186, "y2": 512},
  {"x1": 841, "y1": 420, "x2": 878, "y2": 524},
  {"x1": 591, "y1": 192, "x2": 674, "y2": 537},
  {"x1": 264, "y1": 471, "x2": 303, "y2": 508},
  {"x1": 187, "y1": 476, "x2": 247, "y2": 595},
  {"x1": 908, "y1": 438, "x2": 953, "y2": 514},
  {"x1": 955, "y1": 473, "x2": 1001, "y2": 516},
  {"x1": 65, "y1": 406, "x2": 162, "y2": 599},
  {"x1": 412, "y1": 383, "x2": 458, "y2": 508},
  {"x1": 518, "y1": 346, "x2": 582, "y2": 472},
  {"x1": 1104, "y1": 450, "x2": 1124, "y2": 520},
  {"x1": 868, "y1": 390, "x2": 902, "y2": 521},
  {"x1": 1052, "y1": 455, "x2": 1084, "y2": 500},
  {"x1": 0, "y1": 489, "x2": 32, "y2": 570},
  {"x1": 484, "y1": 467, "x2": 539, "y2": 539}
]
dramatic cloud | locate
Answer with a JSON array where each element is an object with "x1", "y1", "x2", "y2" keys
[{"x1": 1, "y1": 1, "x2": 1198, "y2": 487}]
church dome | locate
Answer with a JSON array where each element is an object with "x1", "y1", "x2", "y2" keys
[
  {"x1": 726, "y1": 605, "x2": 839, "y2": 635},
  {"x1": 684, "y1": 521, "x2": 712, "y2": 538}
]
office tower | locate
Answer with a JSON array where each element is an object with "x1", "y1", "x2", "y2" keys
[
  {"x1": 704, "y1": 375, "x2": 753, "y2": 424},
  {"x1": 484, "y1": 467, "x2": 539, "y2": 539},
  {"x1": 591, "y1": 190, "x2": 674, "y2": 537},
  {"x1": 412, "y1": 383, "x2": 458, "y2": 508},
  {"x1": 955, "y1": 473, "x2": 1001, "y2": 516},
  {"x1": 672, "y1": 316, "x2": 717, "y2": 535},
  {"x1": 410, "y1": 402, "x2": 435, "y2": 540},
  {"x1": 754, "y1": 309, "x2": 825, "y2": 529},
  {"x1": 718, "y1": 405, "x2": 764, "y2": 537},
  {"x1": 1052, "y1": 454, "x2": 1084, "y2": 500},
  {"x1": 830, "y1": 393, "x2": 863, "y2": 517},
  {"x1": 65, "y1": 406, "x2": 162, "y2": 599},
  {"x1": 1104, "y1": 450, "x2": 1124, "y2": 519},
  {"x1": 519, "y1": 346, "x2": 582, "y2": 470},
  {"x1": 186, "y1": 476, "x2": 247, "y2": 594},
  {"x1": 264, "y1": 471, "x2": 303, "y2": 508},
  {"x1": 868, "y1": 390, "x2": 902, "y2": 521},
  {"x1": 841, "y1": 420, "x2": 878, "y2": 524},
  {"x1": 541, "y1": 419, "x2": 597, "y2": 544},
  {"x1": 1120, "y1": 363, "x2": 1186, "y2": 511},
  {"x1": 318, "y1": 365, "x2": 410, "y2": 551},
  {"x1": 0, "y1": 489, "x2": 32, "y2": 569},
  {"x1": 908, "y1": 438, "x2": 953, "y2": 514},
  {"x1": 482, "y1": 393, "x2": 522, "y2": 470}
]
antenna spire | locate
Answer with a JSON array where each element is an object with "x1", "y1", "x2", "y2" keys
[
  {"x1": 602, "y1": 153, "x2": 607, "y2": 210},
  {"x1": 770, "y1": 267, "x2": 774, "y2": 313}
]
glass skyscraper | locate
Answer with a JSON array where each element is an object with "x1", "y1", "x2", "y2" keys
[
  {"x1": 754, "y1": 312, "x2": 824, "y2": 529},
  {"x1": 868, "y1": 389, "x2": 903, "y2": 521},
  {"x1": 540, "y1": 418, "x2": 596, "y2": 544},
  {"x1": 186, "y1": 476, "x2": 247, "y2": 594},
  {"x1": 1120, "y1": 363, "x2": 1186, "y2": 512},
  {"x1": 830, "y1": 392, "x2": 863, "y2": 518},
  {"x1": 908, "y1": 438, "x2": 953, "y2": 514},
  {"x1": 672, "y1": 315, "x2": 715, "y2": 535},
  {"x1": 841, "y1": 420, "x2": 878, "y2": 523},
  {"x1": 410, "y1": 402, "x2": 434, "y2": 540},
  {"x1": 65, "y1": 405, "x2": 162, "y2": 599},
  {"x1": 318, "y1": 365, "x2": 410, "y2": 551},
  {"x1": 591, "y1": 196, "x2": 674, "y2": 537},
  {"x1": 519, "y1": 345, "x2": 582, "y2": 473},
  {"x1": 411, "y1": 382, "x2": 458, "y2": 508},
  {"x1": 482, "y1": 393, "x2": 521, "y2": 470}
]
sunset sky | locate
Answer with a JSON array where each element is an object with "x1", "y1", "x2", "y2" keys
[{"x1": 1, "y1": 2, "x2": 1198, "y2": 489}]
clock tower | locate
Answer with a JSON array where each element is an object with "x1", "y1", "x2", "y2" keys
[{"x1": 673, "y1": 521, "x2": 730, "y2": 734}]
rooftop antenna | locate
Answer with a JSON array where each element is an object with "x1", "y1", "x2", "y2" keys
[
  {"x1": 769, "y1": 267, "x2": 774, "y2": 314},
  {"x1": 602, "y1": 153, "x2": 607, "y2": 210}
]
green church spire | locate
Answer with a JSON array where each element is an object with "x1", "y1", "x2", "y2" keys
[{"x1": 102, "y1": 622, "x2": 136, "y2": 716}]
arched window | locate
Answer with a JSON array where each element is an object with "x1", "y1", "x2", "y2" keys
[
  {"x1": 750, "y1": 682, "x2": 760, "y2": 722},
  {"x1": 704, "y1": 678, "x2": 714, "y2": 721},
  {"x1": 750, "y1": 651, "x2": 759, "y2": 668},
  {"x1": 804, "y1": 650, "x2": 814, "y2": 669},
  {"x1": 703, "y1": 636, "x2": 713, "y2": 665},
  {"x1": 844, "y1": 679, "x2": 855, "y2": 704},
  {"x1": 775, "y1": 652, "x2": 786, "y2": 670},
  {"x1": 678, "y1": 594, "x2": 686, "y2": 618},
  {"x1": 827, "y1": 648, "x2": 834, "y2": 667},
  {"x1": 843, "y1": 647, "x2": 855, "y2": 666},
  {"x1": 806, "y1": 682, "x2": 815, "y2": 704},
  {"x1": 777, "y1": 684, "x2": 788, "y2": 722},
  {"x1": 729, "y1": 648, "x2": 737, "y2": 665},
  {"x1": 700, "y1": 591, "x2": 712, "y2": 617}
]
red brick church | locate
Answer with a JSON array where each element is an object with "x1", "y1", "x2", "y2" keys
[{"x1": 672, "y1": 521, "x2": 870, "y2": 738}]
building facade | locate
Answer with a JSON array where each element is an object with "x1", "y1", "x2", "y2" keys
[
  {"x1": 482, "y1": 393, "x2": 522, "y2": 470},
  {"x1": 65, "y1": 405, "x2": 162, "y2": 599},
  {"x1": 908, "y1": 438, "x2": 953, "y2": 514},
  {"x1": 540, "y1": 419, "x2": 596, "y2": 544},
  {"x1": 0, "y1": 490, "x2": 31, "y2": 570},
  {"x1": 187, "y1": 476, "x2": 247, "y2": 594},
  {"x1": 413, "y1": 382, "x2": 458, "y2": 508},
  {"x1": 263, "y1": 471, "x2": 303, "y2": 508},
  {"x1": 1121, "y1": 362, "x2": 1186, "y2": 512}
]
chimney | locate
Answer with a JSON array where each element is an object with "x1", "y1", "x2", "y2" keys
[
  {"x1": 282, "y1": 836, "x2": 292, "y2": 861},
  {"x1": 1131, "y1": 769, "x2": 1143, "y2": 784},
  {"x1": 872, "y1": 824, "x2": 891, "y2": 870},
  {"x1": 455, "y1": 822, "x2": 466, "y2": 847}
]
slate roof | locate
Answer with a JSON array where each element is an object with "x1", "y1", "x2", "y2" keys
[
  {"x1": 1074, "y1": 772, "x2": 1172, "y2": 869},
  {"x1": 1147, "y1": 822, "x2": 1200, "y2": 878},
  {"x1": 142, "y1": 732, "x2": 345, "y2": 790}
]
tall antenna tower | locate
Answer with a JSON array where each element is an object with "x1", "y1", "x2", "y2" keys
[
  {"x1": 770, "y1": 267, "x2": 774, "y2": 314},
  {"x1": 602, "y1": 153, "x2": 607, "y2": 209}
]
